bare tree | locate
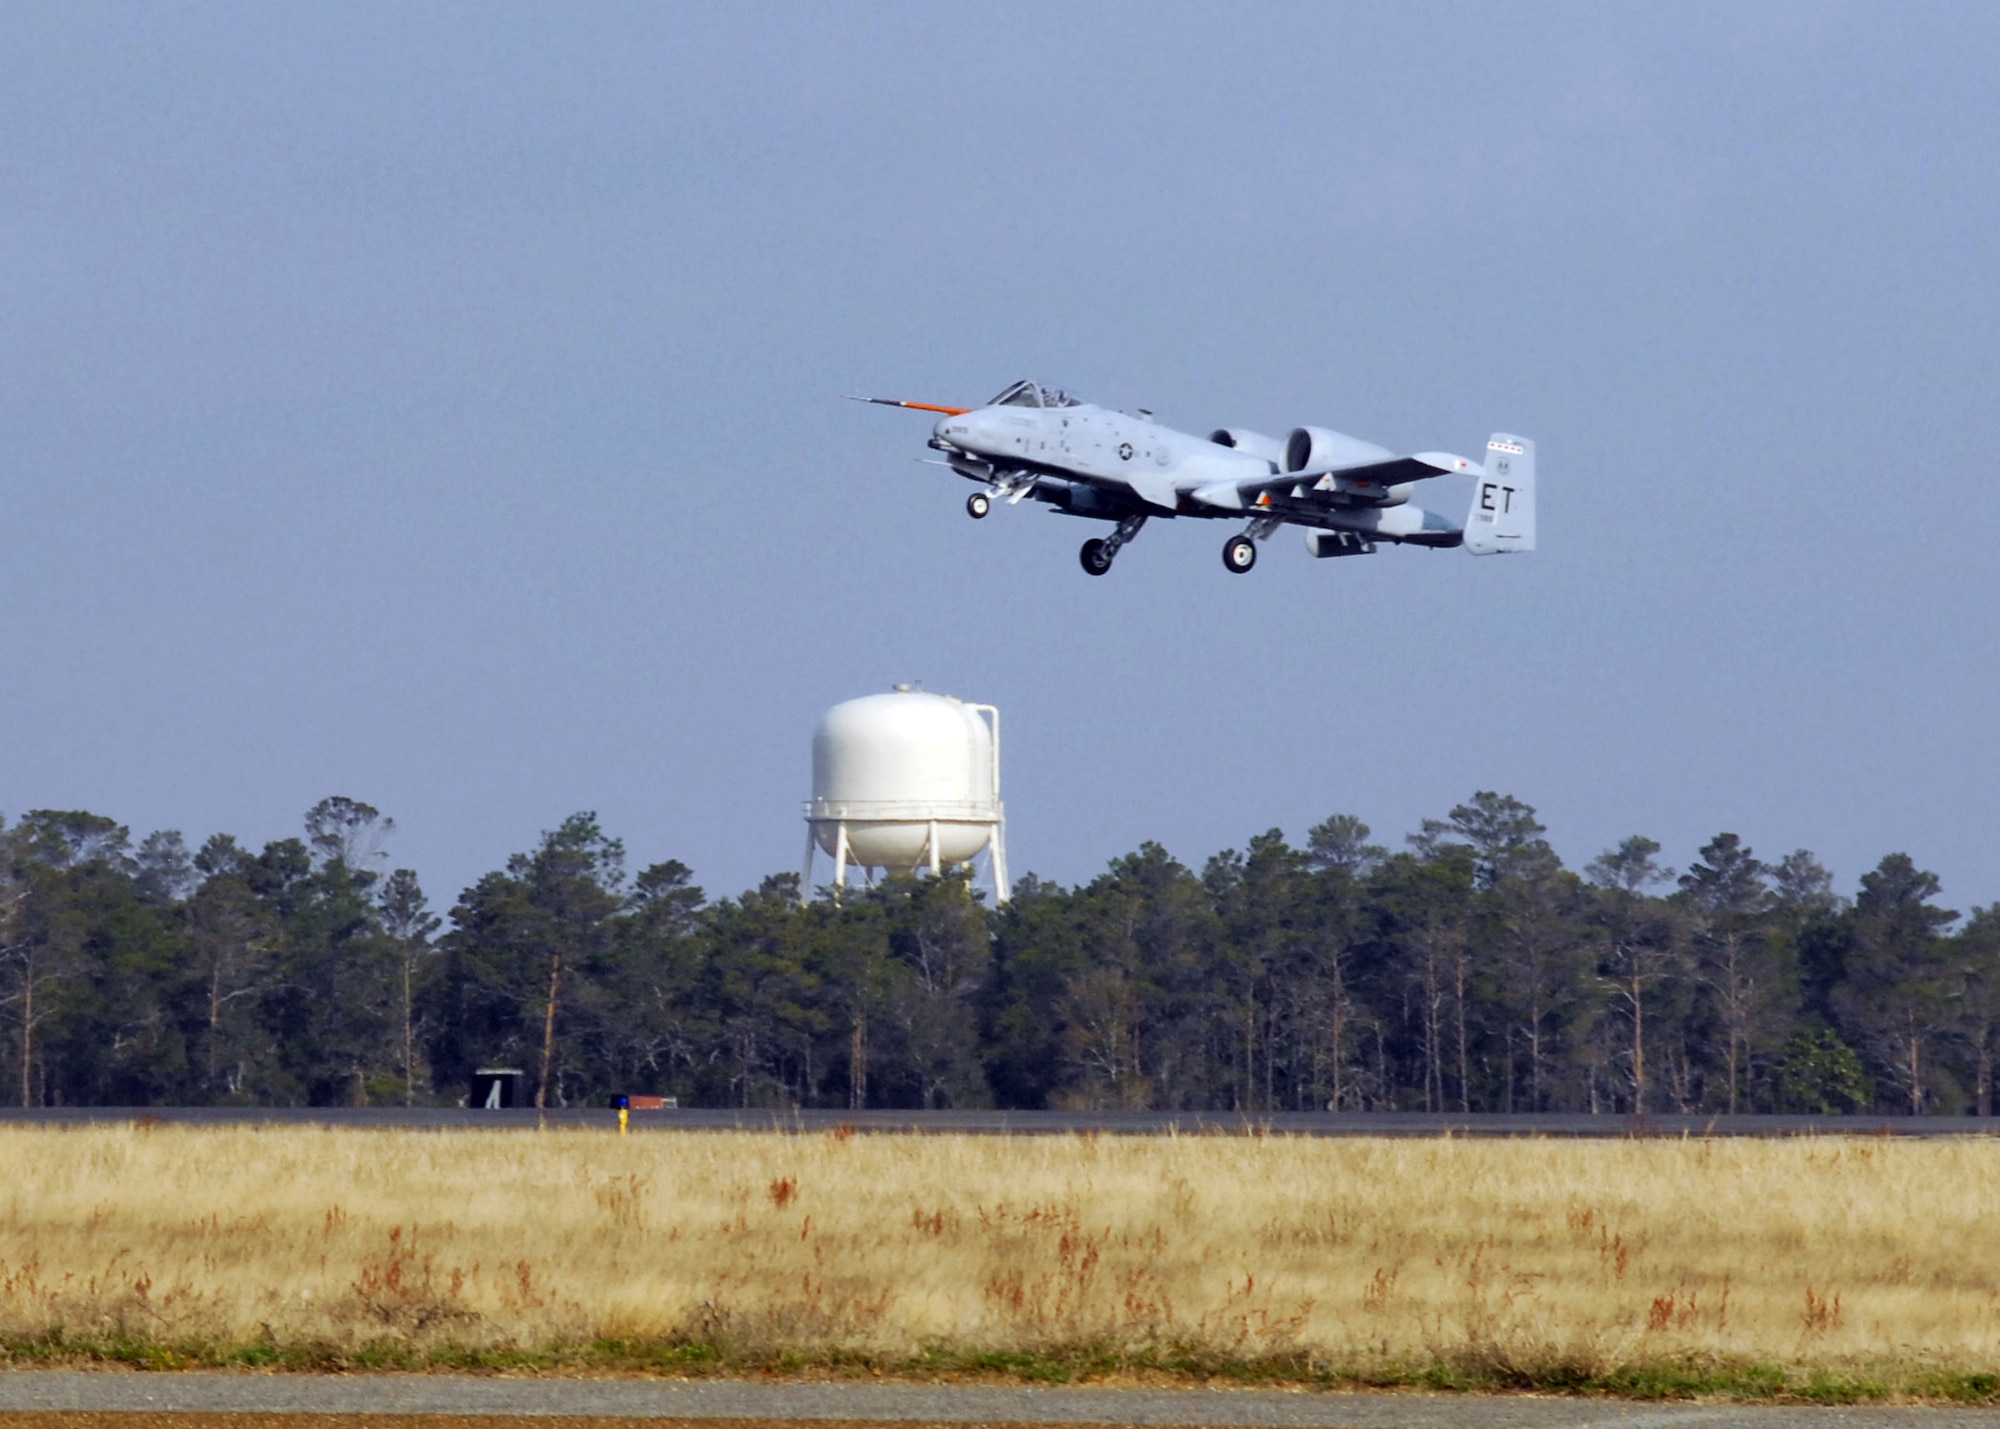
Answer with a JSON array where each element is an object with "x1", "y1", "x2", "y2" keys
[
  {"x1": 0, "y1": 869, "x2": 50, "y2": 1107},
  {"x1": 305, "y1": 797, "x2": 395, "y2": 874}
]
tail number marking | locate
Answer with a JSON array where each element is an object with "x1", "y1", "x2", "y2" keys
[{"x1": 1478, "y1": 481, "x2": 1516, "y2": 519}]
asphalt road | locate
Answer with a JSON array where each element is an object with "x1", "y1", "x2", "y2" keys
[
  {"x1": 2, "y1": 1109, "x2": 2000, "y2": 1137},
  {"x1": 2, "y1": 1375, "x2": 2000, "y2": 1427}
]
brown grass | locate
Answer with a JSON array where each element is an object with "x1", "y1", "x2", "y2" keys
[{"x1": 2, "y1": 1127, "x2": 1998, "y2": 1381}]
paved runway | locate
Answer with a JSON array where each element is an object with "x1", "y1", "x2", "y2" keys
[
  {"x1": 5, "y1": 1109, "x2": 2000, "y2": 1137},
  {"x1": 2, "y1": 1376, "x2": 1999, "y2": 1427}
]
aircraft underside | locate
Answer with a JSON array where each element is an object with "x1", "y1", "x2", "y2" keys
[{"x1": 948, "y1": 458, "x2": 1462, "y2": 576}]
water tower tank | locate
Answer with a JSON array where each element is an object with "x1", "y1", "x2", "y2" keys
[{"x1": 802, "y1": 687, "x2": 1008, "y2": 902}]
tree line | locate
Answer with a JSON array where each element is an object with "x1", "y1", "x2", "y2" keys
[{"x1": 2, "y1": 793, "x2": 1995, "y2": 1115}]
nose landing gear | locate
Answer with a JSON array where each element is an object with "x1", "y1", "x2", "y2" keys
[
  {"x1": 1078, "y1": 514, "x2": 1149, "y2": 577},
  {"x1": 966, "y1": 491, "x2": 991, "y2": 519}
]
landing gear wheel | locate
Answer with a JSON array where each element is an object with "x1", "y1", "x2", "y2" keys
[
  {"x1": 1223, "y1": 536, "x2": 1258, "y2": 573},
  {"x1": 966, "y1": 492, "x2": 991, "y2": 519},
  {"x1": 1079, "y1": 538, "x2": 1113, "y2": 576}
]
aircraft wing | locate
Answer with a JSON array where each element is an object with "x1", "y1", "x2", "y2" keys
[{"x1": 1219, "y1": 451, "x2": 1482, "y2": 507}]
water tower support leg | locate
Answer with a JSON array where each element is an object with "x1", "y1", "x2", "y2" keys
[
  {"x1": 928, "y1": 821, "x2": 941, "y2": 877},
  {"x1": 833, "y1": 823, "x2": 851, "y2": 900}
]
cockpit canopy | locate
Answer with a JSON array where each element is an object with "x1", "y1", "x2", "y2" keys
[{"x1": 988, "y1": 379, "x2": 1082, "y2": 410}]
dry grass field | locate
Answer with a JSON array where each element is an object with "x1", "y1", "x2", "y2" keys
[{"x1": 2, "y1": 1126, "x2": 1998, "y2": 1391}]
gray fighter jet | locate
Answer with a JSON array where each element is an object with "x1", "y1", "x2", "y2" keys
[{"x1": 859, "y1": 379, "x2": 1536, "y2": 576}]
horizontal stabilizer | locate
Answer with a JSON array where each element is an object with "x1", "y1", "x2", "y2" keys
[{"x1": 1411, "y1": 451, "x2": 1485, "y2": 477}]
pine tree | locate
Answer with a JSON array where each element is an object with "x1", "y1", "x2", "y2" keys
[
  {"x1": 1833, "y1": 854, "x2": 1959, "y2": 1113},
  {"x1": 1588, "y1": 837, "x2": 1679, "y2": 1113},
  {"x1": 1952, "y1": 907, "x2": 2000, "y2": 1116},
  {"x1": 1678, "y1": 834, "x2": 1784, "y2": 1113}
]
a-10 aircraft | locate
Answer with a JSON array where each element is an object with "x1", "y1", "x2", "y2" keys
[{"x1": 858, "y1": 379, "x2": 1535, "y2": 575}]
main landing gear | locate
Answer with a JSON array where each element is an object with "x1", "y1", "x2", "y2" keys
[
  {"x1": 1222, "y1": 516, "x2": 1282, "y2": 574},
  {"x1": 966, "y1": 491, "x2": 991, "y2": 519},
  {"x1": 1079, "y1": 514, "x2": 1149, "y2": 576}
]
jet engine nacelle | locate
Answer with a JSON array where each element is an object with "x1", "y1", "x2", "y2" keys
[
  {"x1": 1285, "y1": 425, "x2": 1396, "y2": 474},
  {"x1": 1208, "y1": 428, "x2": 1285, "y2": 468}
]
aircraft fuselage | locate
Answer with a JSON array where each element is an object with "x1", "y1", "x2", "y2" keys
[{"x1": 860, "y1": 379, "x2": 1534, "y2": 575}]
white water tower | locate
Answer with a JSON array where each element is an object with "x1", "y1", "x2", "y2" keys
[{"x1": 802, "y1": 686, "x2": 1009, "y2": 903}]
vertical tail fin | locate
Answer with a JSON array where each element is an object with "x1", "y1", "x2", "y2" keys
[{"x1": 1465, "y1": 434, "x2": 1535, "y2": 554}]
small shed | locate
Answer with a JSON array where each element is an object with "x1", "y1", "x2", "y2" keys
[{"x1": 470, "y1": 1068, "x2": 526, "y2": 1109}]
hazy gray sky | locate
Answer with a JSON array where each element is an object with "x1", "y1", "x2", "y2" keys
[{"x1": 3, "y1": 2, "x2": 1996, "y2": 913}]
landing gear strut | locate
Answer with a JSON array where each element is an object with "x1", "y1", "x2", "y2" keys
[
  {"x1": 1222, "y1": 516, "x2": 1282, "y2": 574},
  {"x1": 966, "y1": 491, "x2": 991, "y2": 519},
  {"x1": 1078, "y1": 514, "x2": 1149, "y2": 577}
]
